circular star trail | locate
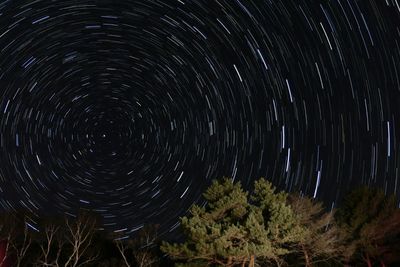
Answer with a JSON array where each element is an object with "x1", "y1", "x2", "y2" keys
[{"x1": 0, "y1": 0, "x2": 399, "y2": 235}]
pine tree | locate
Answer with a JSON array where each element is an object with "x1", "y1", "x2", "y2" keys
[
  {"x1": 251, "y1": 178, "x2": 306, "y2": 267},
  {"x1": 161, "y1": 178, "x2": 272, "y2": 266},
  {"x1": 162, "y1": 177, "x2": 308, "y2": 267}
]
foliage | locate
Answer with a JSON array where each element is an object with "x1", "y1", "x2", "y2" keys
[
  {"x1": 162, "y1": 178, "x2": 307, "y2": 267},
  {"x1": 252, "y1": 179, "x2": 306, "y2": 247},
  {"x1": 162, "y1": 178, "x2": 258, "y2": 266},
  {"x1": 336, "y1": 186, "x2": 400, "y2": 266},
  {"x1": 287, "y1": 193, "x2": 345, "y2": 267},
  {"x1": 0, "y1": 180, "x2": 399, "y2": 267}
]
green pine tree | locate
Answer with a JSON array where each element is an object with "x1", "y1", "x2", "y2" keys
[
  {"x1": 251, "y1": 178, "x2": 306, "y2": 267},
  {"x1": 162, "y1": 177, "x2": 308, "y2": 267},
  {"x1": 161, "y1": 178, "x2": 271, "y2": 267}
]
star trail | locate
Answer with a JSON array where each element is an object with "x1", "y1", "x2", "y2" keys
[{"x1": 0, "y1": 0, "x2": 399, "y2": 235}]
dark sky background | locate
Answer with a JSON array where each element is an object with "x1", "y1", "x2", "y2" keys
[{"x1": 0, "y1": 0, "x2": 399, "y2": 237}]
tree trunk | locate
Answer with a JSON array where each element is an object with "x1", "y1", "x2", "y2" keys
[
  {"x1": 0, "y1": 240, "x2": 9, "y2": 267},
  {"x1": 365, "y1": 254, "x2": 372, "y2": 267},
  {"x1": 227, "y1": 256, "x2": 232, "y2": 267},
  {"x1": 274, "y1": 258, "x2": 281, "y2": 267},
  {"x1": 248, "y1": 255, "x2": 255, "y2": 267},
  {"x1": 302, "y1": 244, "x2": 312, "y2": 267}
]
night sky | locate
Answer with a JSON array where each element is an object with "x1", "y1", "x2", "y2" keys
[{"x1": 0, "y1": 0, "x2": 399, "y2": 236}]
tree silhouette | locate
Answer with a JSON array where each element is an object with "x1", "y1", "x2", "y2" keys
[
  {"x1": 62, "y1": 211, "x2": 101, "y2": 267},
  {"x1": 287, "y1": 193, "x2": 346, "y2": 267},
  {"x1": 336, "y1": 186, "x2": 400, "y2": 266},
  {"x1": 113, "y1": 224, "x2": 160, "y2": 267}
]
